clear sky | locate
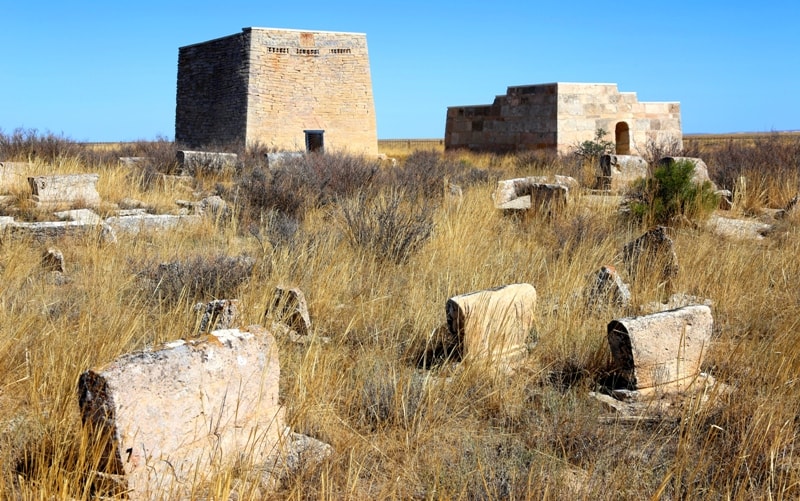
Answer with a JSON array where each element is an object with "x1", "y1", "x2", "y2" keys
[{"x1": 1, "y1": 0, "x2": 797, "y2": 141}]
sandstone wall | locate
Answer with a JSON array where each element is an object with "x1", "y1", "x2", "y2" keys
[
  {"x1": 175, "y1": 28, "x2": 378, "y2": 155},
  {"x1": 445, "y1": 82, "x2": 682, "y2": 155},
  {"x1": 247, "y1": 28, "x2": 378, "y2": 155}
]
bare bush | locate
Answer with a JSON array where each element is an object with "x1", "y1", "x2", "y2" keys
[
  {"x1": 338, "y1": 190, "x2": 434, "y2": 264},
  {"x1": 135, "y1": 254, "x2": 255, "y2": 304}
]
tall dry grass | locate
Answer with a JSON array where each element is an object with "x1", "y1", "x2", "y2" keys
[{"x1": 0, "y1": 131, "x2": 799, "y2": 499}]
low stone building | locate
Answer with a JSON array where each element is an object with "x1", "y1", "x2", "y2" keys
[
  {"x1": 445, "y1": 82, "x2": 682, "y2": 155},
  {"x1": 176, "y1": 27, "x2": 378, "y2": 155}
]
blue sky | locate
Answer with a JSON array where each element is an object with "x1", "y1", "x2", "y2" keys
[{"x1": 1, "y1": 0, "x2": 797, "y2": 141}]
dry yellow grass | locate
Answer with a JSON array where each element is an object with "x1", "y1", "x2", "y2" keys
[{"x1": 0, "y1": 143, "x2": 799, "y2": 499}]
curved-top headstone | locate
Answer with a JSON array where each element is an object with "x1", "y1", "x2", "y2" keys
[
  {"x1": 446, "y1": 283, "x2": 537, "y2": 365},
  {"x1": 607, "y1": 305, "x2": 712, "y2": 391}
]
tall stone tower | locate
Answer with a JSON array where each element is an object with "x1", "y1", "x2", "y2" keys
[{"x1": 176, "y1": 27, "x2": 378, "y2": 155}]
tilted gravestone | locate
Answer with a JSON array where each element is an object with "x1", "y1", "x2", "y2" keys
[
  {"x1": 607, "y1": 305, "x2": 713, "y2": 391},
  {"x1": 77, "y1": 326, "x2": 284, "y2": 499},
  {"x1": 269, "y1": 286, "x2": 312, "y2": 336},
  {"x1": 446, "y1": 283, "x2": 537, "y2": 365},
  {"x1": 28, "y1": 173, "x2": 101, "y2": 208}
]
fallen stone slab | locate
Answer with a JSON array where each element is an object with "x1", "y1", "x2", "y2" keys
[
  {"x1": 590, "y1": 372, "x2": 730, "y2": 423},
  {"x1": 607, "y1": 304, "x2": 713, "y2": 391},
  {"x1": 598, "y1": 155, "x2": 648, "y2": 192},
  {"x1": 104, "y1": 214, "x2": 202, "y2": 235},
  {"x1": 77, "y1": 326, "x2": 284, "y2": 500},
  {"x1": 28, "y1": 173, "x2": 101, "y2": 208},
  {"x1": 6, "y1": 220, "x2": 116, "y2": 244},
  {"x1": 54, "y1": 208, "x2": 101, "y2": 224},
  {"x1": 177, "y1": 150, "x2": 238, "y2": 175},
  {"x1": 493, "y1": 177, "x2": 571, "y2": 212},
  {"x1": 446, "y1": 283, "x2": 537, "y2": 366},
  {"x1": 705, "y1": 215, "x2": 773, "y2": 241}
]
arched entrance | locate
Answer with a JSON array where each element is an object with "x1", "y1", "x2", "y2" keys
[{"x1": 615, "y1": 122, "x2": 631, "y2": 155}]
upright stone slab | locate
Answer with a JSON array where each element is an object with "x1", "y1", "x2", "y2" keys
[
  {"x1": 585, "y1": 265, "x2": 631, "y2": 310},
  {"x1": 622, "y1": 226, "x2": 679, "y2": 288},
  {"x1": 269, "y1": 286, "x2": 312, "y2": 336},
  {"x1": 598, "y1": 155, "x2": 648, "y2": 192},
  {"x1": 0, "y1": 161, "x2": 31, "y2": 191},
  {"x1": 77, "y1": 326, "x2": 284, "y2": 499},
  {"x1": 607, "y1": 305, "x2": 713, "y2": 391},
  {"x1": 446, "y1": 283, "x2": 536, "y2": 365},
  {"x1": 28, "y1": 173, "x2": 101, "y2": 208}
]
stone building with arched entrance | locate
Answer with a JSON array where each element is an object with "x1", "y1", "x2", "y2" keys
[{"x1": 444, "y1": 82, "x2": 681, "y2": 155}]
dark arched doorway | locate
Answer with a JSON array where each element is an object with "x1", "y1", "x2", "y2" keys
[{"x1": 615, "y1": 122, "x2": 631, "y2": 155}]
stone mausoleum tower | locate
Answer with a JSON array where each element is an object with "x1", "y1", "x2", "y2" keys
[{"x1": 176, "y1": 27, "x2": 378, "y2": 155}]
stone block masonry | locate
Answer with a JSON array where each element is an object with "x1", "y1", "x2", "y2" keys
[
  {"x1": 176, "y1": 28, "x2": 378, "y2": 155},
  {"x1": 446, "y1": 82, "x2": 681, "y2": 155}
]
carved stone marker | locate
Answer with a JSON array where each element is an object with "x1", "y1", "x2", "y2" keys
[
  {"x1": 607, "y1": 305, "x2": 713, "y2": 391},
  {"x1": 77, "y1": 326, "x2": 284, "y2": 499},
  {"x1": 586, "y1": 265, "x2": 631, "y2": 310},
  {"x1": 269, "y1": 286, "x2": 311, "y2": 336},
  {"x1": 195, "y1": 299, "x2": 240, "y2": 333},
  {"x1": 28, "y1": 174, "x2": 101, "y2": 208},
  {"x1": 41, "y1": 247, "x2": 65, "y2": 273},
  {"x1": 446, "y1": 283, "x2": 537, "y2": 365},
  {"x1": 598, "y1": 155, "x2": 648, "y2": 192}
]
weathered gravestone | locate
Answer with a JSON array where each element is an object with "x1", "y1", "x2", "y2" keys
[
  {"x1": 268, "y1": 286, "x2": 312, "y2": 336},
  {"x1": 598, "y1": 154, "x2": 648, "y2": 192},
  {"x1": 28, "y1": 173, "x2": 101, "y2": 208},
  {"x1": 446, "y1": 283, "x2": 537, "y2": 366},
  {"x1": 622, "y1": 226, "x2": 679, "y2": 289},
  {"x1": 77, "y1": 326, "x2": 284, "y2": 499},
  {"x1": 195, "y1": 299, "x2": 239, "y2": 333},
  {"x1": 607, "y1": 305, "x2": 713, "y2": 392},
  {"x1": 41, "y1": 247, "x2": 65, "y2": 273},
  {"x1": 585, "y1": 265, "x2": 631, "y2": 310}
]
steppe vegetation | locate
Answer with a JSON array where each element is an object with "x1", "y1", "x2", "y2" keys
[{"x1": 1, "y1": 128, "x2": 800, "y2": 499}]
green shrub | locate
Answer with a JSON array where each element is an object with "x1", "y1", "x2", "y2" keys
[
  {"x1": 573, "y1": 128, "x2": 615, "y2": 161},
  {"x1": 628, "y1": 159, "x2": 719, "y2": 225}
]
